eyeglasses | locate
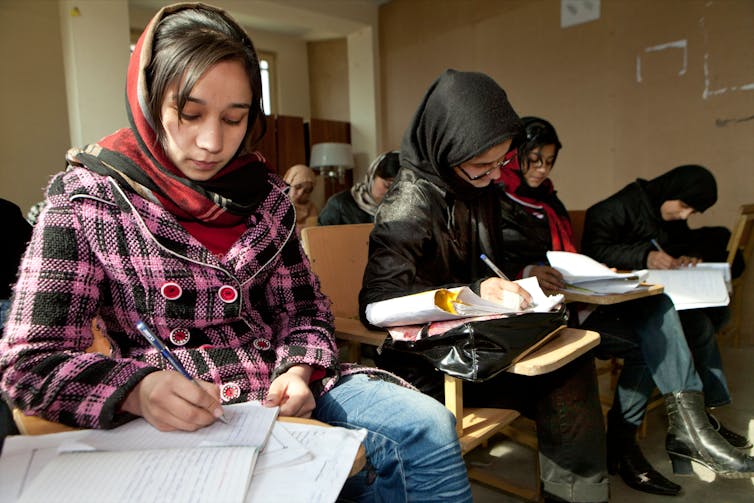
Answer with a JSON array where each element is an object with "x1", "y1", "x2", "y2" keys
[
  {"x1": 458, "y1": 157, "x2": 511, "y2": 181},
  {"x1": 525, "y1": 152, "x2": 555, "y2": 171}
]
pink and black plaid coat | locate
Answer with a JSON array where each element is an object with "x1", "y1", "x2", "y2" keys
[{"x1": 0, "y1": 167, "x2": 342, "y2": 428}]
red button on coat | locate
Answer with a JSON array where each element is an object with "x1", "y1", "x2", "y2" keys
[
  {"x1": 160, "y1": 282, "x2": 182, "y2": 300},
  {"x1": 253, "y1": 338, "x2": 271, "y2": 351},
  {"x1": 221, "y1": 382, "x2": 241, "y2": 402},
  {"x1": 218, "y1": 285, "x2": 238, "y2": 303},
  {"x1": 169, "y1": 328, "x2": 190, "y2": 346}
]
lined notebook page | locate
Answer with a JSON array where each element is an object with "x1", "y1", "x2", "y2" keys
[{"x1": 18, "y1": 446, "x2": 257, "y2": 503}]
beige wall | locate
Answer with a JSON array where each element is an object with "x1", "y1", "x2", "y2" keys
[
  {"x1": 379, "y1": 0, "x2": 754, "y2": 342},
  {"x1": 0, "y1": 0, "x2": 71, "y2": 213},
  {"x1": 308, "y1": 39, "x2": 350, "y2": 121}
]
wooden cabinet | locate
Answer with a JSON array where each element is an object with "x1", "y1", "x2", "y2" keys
[{"x1": 255, "y1": 115, "x2": 353, "y2": 201}]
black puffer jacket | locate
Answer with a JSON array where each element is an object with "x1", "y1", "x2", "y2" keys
[
  {"x1": 582, "y1": 178, "x2": 734, "y2": 271},
  {"x1": 317, "y1": 190, "x2": 372, "y2": 226},
  {"x1": 497, "y1": 192, "x2": 553, "y2": 275},
  {"x1": 358, "y1": 69, "x2": 522, "y2": 398}
]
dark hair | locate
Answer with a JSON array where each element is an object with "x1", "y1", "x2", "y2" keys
[
  {"x1": 146, "y1": 6, "x2": 266, "y2": 151},
  {"x1": 375, "y1": 151, "x2": 401, "y2": 179},
  {"x1": 517, "y1": 116, "x2": 562, "y2": 160}
]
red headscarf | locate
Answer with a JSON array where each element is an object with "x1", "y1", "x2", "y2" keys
[
  {"x1": 496, "y1": 152, "x2": 577, "y2": 252},
  {"x1": 69, "y1": 3, "x2": 269, "y2": 226}
]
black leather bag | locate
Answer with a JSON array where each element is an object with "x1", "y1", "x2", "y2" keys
[{"x1": 380, "y1": 305, "x2": 568, "y2": 382}]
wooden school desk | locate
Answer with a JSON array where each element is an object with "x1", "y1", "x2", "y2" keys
[{"x1": 561, "y1": 283, "x2": 664, "y2": 305}]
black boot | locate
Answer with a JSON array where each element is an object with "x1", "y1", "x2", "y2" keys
[
  {"x1": 665, "y1": 391, "x2": 754, "y2": 477},
  {"x1": 607, "y1": 412, "x2": 682, "y2": 496},
  {"x1": 707, "y1": 412, "x2": 753, "y2": 449}
]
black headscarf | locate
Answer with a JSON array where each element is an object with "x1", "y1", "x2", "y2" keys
[
  {"x1": 643, "y1": 164, "x2": 717, "y2": 214},
  {"x1": 400, "y1": 69, "x2": 521, "y2": 201}
]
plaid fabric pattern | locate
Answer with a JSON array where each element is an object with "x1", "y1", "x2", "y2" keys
[{"x1": 0, "y1": 167, "x2": 338, "y2": 429}]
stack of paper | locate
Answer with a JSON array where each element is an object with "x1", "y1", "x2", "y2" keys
[
  {"x1": 4, "y1": 402, "x2": 279, "y2": 503},
  {"x1": 0, "y1": 405, "x2": 367, "y2": 503},
  {"x1": 546, "y1": 251, "x2": 649, "y2": 294},
  {"x1": 365, "y1": 276, "x2": 563, "y2": 327}
]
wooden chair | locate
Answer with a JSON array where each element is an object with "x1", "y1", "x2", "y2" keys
[
  {"x1": 720, "y1": 203, "x2": 754, "y2": 347},
  {"x1": 301, "y1": 223, "x2": 600, "y2": 501}
]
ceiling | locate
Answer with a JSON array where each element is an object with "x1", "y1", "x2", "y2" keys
[{"x1": 129, "y1": 0, "x2": 387, "y2": 41}]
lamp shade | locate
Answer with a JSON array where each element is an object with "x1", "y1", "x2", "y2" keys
[{"x1": 309, "y1": 142, "x2": 354, "y2": 168}]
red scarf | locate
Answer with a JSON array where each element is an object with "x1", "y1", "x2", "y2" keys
[
  {"x1": 496, "y1": 152, "x2": 577, "y2": 252},
  {"x1": 73, "y1": 3, "x2": 270, "y2": 227}
]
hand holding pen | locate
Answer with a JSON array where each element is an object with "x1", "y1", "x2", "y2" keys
[
  {"x1": 479, "y1": 254, "x2": 532, "y2": 309},
  {"x1": 136, "y1": 320, "x2": 228, "y2": 425},
  {"x1": 648, "y1": 239, "x2": 700, "y2": 269}
]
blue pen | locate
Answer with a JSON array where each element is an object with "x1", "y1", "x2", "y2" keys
[
  {"x1": 650, "y1": 239, "x2": 665, "y2": 253},
  {"x1": 136, "y1": 320, "x2": 228, "y2": 424},
  {"x1": 480, "y1": 253, "x2": 511, "y2": 281}
]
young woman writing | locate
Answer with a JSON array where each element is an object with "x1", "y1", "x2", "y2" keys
[
  {"x1": 0, "y1": 4, "x2": 472, "y2": 500},
  {"x1": 497, "y1": 117, "x2": 753, "y2": 495}
]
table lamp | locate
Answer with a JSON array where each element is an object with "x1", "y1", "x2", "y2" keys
[{"x1": 309, "y1": 142, "x2": 354, "y2": 184}]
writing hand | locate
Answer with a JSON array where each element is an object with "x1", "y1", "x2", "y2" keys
[
  {"x1": 265, "y1": 364, "x2": 316, "y2": 418},
  {"x1": 480, "y1": 277, "x2": 532, "y2": 310},
  {"x1": 647, "y1": 250, "x2": 679, "y2": 269},
  {"x1": 121, "y1": 370, "x2": 224, "y2": 431},
  {"x1": 529, "y1": 265, "x2": 565, "y2": 294},
  {"x1": 677, "y1": 255, "x2": 702, "y2": 267}
]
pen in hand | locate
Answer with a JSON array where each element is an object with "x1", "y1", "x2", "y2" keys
[
  {"x1": 650, "y1": 239, "x2": 665, "y2": 253},
  {"x1": 480, "y1": 253, "x2": 510, "y2": 280},
  {"x1": 136, "y1": 320, "x2": 228, "y2": 424}
]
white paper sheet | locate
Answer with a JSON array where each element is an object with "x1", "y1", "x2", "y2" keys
[
  {"x1": 246, "y1": 422, "x2": 366, "y2": 503},
  {"x1": 645, "y1": 267, "x2": 729, "y2": 310},
  {"x1": 547, "y1": 251, "x2": 649, "y2": 293},
  {"x1": 17, "y1": 446, "x2": 257, "y2": 503}
]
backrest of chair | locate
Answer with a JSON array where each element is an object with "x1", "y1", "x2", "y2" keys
[
  {"x1": 726, "y1": 203, "x2": 754, "y2": 266},
  {"x1": 568, "y1": 209, "x2": 587, "y2": 252},
  {"x1": 300, "y1": 223, "x2": 374, "y2": 318}
]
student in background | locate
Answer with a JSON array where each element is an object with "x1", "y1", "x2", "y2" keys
[
  {"x1": 282, "y1": 164, "x2": 319, "y2": 232},
  {"x1": 497, "y1": 117, "x2": 752, "y2": 494},
  {"x1": 359, "y1": 70, "x2": 608, "y2": 503},
  {"x1": 0, "y1": 198, "x2": 32, "y2": 327},
  {"x1": 582, "y1": 166, "x2": 750, "y2": 442},
  {"x1": 0, "y1": 5, "x2": 473, "y2": 500},
  {"x1": 318, "y1": 151, "x2": 399, "y2": 226},
  {"x1": 0, "y1": 198, "x2": 31, "y2": 448}
]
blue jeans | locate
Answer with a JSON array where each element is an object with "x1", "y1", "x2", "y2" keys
[
  {"x1": 587, "y1": 294, "x2": 729, "y2": 426},
  {"x1": 314, "y1": 374, "x2": 472, "y2": 502}
]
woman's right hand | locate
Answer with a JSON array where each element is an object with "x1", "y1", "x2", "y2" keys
[
  {"x1": 647, "y1": 250, "x2": 679, "y2": 269},
  {"x1": 480, "y1": 277, "x2": 532, "y2": 310},
  {"x1": 121, "y1": 371, "x2": 224, "y2": 431}
]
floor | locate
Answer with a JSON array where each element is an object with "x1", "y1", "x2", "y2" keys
[{"x1": 468, "y1": 343, "x2": 754, "y2": 502}]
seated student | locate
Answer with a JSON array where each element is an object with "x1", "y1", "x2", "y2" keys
[
  {"x1": 496, "y1": 117, "x2": 753, "y2": 495},
  {"x1": 359, "y1": 70, "x2": 608, "y2": 503},
  {"x1": 0, "y1": 5, "x2": 473, "y2": 501},
  {"x1": 0, "y1": 198, "x2": 32, "y2": 448},
  {"x1": 582, "y1": 165, "x2": 752, "y2": 422},
  {"x1": 318, "y1": 151, "x2": 399, "y2": 226},
  {"x1": 282, "y1": 164, "x2": 319, "y2": 232}
]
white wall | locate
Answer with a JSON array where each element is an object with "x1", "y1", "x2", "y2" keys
[{"x1": 59, "y1": 0, "x2": 130, "y2": 147}]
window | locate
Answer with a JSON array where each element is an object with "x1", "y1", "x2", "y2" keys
[{"x1": 258, "y1": 51, "x2": 277, "y2": 115}]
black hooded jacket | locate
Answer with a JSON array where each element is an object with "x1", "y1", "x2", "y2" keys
[
  {"x1": 582, "y1": 165, "x2": 734, "y2": 271},
  {"x1": 358, "y1": 69, "x2": 521, "y2": 396}
]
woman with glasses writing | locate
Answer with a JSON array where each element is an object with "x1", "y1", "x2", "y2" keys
[
  {"x1": 359, "y1": 70, "x2": 609, "y2": 503},
  {"x1": 496, "y1": 117, "x2": 753, "y2": 496}
]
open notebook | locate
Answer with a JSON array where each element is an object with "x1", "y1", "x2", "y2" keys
[{"x1": 546, "y1": 251, "x2": 649, "y2": 294}]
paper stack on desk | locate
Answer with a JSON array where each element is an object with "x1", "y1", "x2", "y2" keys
[
  {"x1": 0, "y1": 403, "x2": 365, "y2": 503},
  {"x1": 546, "y1": 251, "x2": 649, "y2": 294},
  {"x1": 365, "y1": 276, "x2": 563, "y2": 327}
]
